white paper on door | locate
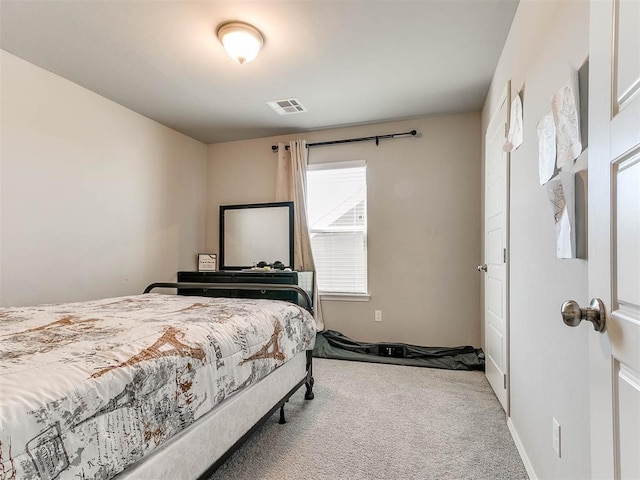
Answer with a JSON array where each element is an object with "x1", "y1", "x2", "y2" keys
[
  {"x1": 552, "y1": 70, "x2": 582, "y2": 168},
  {"x1": 546, "y1": 171, "x2": 576, "y2": 259},
  {"x1": 537, "y1": 112, "x2": 556, "y2": 185},
  {"x1": 504, "y1": 93, "x2": 523, "y2": 152}
]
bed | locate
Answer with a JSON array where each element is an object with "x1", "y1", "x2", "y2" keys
[{"x1": 0, "y1": 282, "x2": 316, "y2": 480}]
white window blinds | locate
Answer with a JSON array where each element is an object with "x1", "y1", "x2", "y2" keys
[{"x1": 307, "y1": 161, "x2": 367, "y2": 295}]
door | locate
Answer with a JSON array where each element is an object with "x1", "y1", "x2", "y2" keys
[
  {"x1": 588, "y1": 0, "x2": 640, "y2": 477},
  {"x1": 482, "y1": 83, "x2": 510, "y2": 412}
]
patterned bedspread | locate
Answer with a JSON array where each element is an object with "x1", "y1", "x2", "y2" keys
[{"x1": 0, "y1": 294, "x2": 315, "y2": 480}]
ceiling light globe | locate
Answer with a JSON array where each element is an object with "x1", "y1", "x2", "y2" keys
[{"x1": 217, "y1": 22, "x2": 264, "y2": 65}]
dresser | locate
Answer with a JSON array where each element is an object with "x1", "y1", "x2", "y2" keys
[{"x1": 177, "y1": 270, "x2": 313, "y2": 308}]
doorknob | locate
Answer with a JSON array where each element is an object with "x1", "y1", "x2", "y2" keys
[
  {"x1": 560, "y1": 298, "x2": 606, "y2": 332},
  {"x1": 477, "y1": 264, "x2": 487, "y2": 272}
]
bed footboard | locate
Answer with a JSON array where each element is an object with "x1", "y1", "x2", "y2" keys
[
  {"x1": 144, "y1": 281, "x2": 316, "y2": 402},
  {"x1": 143, "y1": 281, "x2": 313, "y2": 314},
  {"x1": 143, "y1": 281, "x2": 315, "y2": 475}
]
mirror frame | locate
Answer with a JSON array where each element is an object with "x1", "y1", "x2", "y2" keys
[{"x1": 219, "y1": 201, "x2": 294, "y2": 270}]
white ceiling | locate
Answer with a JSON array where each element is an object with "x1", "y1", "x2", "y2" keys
[{"x1": 0, "y1": 1, "x2": 518, "y2": 144}]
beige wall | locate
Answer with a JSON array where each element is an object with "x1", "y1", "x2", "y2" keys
[
  {"x1": 208, "y1": 113, "x2": 482, "y2": 347},
  {"x1": 0, "y1": 50, "x2": 208, "y2": 306},
  {"x1": 482, "y1": 1, "x2": 590, "y2": 478}
]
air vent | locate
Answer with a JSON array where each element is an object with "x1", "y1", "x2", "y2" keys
[{"x1": 266, "y1": 98, "x2": 307, "y2": 115}]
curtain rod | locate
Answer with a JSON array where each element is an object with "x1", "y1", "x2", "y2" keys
[{"x1": 271, "y1": 129, "x2": 417, "y2": 152}]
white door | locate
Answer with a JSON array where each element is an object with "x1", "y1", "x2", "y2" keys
[
  {"x1": 482, "y1": 84, "x2": 510, "y2": 413},
  {"x1": 588, "y1": 0, "x2": 640, "y2": 477}
]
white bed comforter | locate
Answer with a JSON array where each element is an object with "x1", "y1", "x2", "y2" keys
[{"x1": 0, "y1": 294, "x2": 315, "y2": 480}]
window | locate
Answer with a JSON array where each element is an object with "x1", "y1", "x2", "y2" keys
[{"x1": 307, "y1": 160, "x2": 367, "y2": 295}]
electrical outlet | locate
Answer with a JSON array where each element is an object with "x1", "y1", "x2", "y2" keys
[
  {"x1": 374, "y1": 310, "x2": 382, "y2": 322},
  {"x1": 552, "y1": 418, "x2": 561, "y2": 458}
]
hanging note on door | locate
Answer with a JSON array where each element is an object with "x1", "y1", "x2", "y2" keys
[
  {"x1": 545, "y1": 172, "x2": 576, "y2": 259},
  {"x1": 538, "y1": 112, "x2": 556, "y2": 185},
  {"x1": 504, "y1": 93, "x2": 523, "y2": 152},
  {"x1": 552, "y1": 70, "x2": 582, "y2": 168}
]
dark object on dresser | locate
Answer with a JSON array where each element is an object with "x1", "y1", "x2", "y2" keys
[{"x1": 177, "y1": 270, "x2": 313, "y2": 309}]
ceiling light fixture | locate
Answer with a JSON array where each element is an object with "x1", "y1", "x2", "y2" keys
[{"x1": 216, "y1": 21, "x2": 264, "y2": 65}]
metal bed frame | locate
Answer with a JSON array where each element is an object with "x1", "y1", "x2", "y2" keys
[{"x1": 143, "y1": 281, "x2": 315, "y2": 478}]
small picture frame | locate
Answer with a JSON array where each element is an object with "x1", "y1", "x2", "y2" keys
[{"x1": 198, "y1": 253, "x2": 217, "y2": 272}]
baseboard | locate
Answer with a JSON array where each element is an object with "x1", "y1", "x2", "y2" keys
[{"x1": 507, "y1": 417, "x2": 538, "y2": 480}]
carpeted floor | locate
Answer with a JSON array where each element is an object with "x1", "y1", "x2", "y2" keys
[{"x1": 209, "y1": 358, "x2": 528, "y2": 480}]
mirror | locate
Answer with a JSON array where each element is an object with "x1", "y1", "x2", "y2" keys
[{"x1": 219, "y1": 201, "x2": 294, "y2": 270}]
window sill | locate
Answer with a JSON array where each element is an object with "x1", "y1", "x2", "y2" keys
[{"x1": 319, "y1": 293, "x2": 370, "y2": 302}]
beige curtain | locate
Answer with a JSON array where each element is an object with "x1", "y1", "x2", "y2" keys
[{"x1": 276, "y1": 140, "x2": 324, "y2": 331}]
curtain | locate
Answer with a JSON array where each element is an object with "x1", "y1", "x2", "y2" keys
[{"x1": 276, "y1": 140, "x2": 325, "y2": 331}]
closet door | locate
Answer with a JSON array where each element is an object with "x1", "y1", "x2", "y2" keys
[{"x1": 482, "y1": 84, "x2": 510, "y2": 413}]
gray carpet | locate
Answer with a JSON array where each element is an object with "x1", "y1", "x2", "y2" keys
[{"x1": 210, "y1": 359, "x2": 528, "y2": 480}]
